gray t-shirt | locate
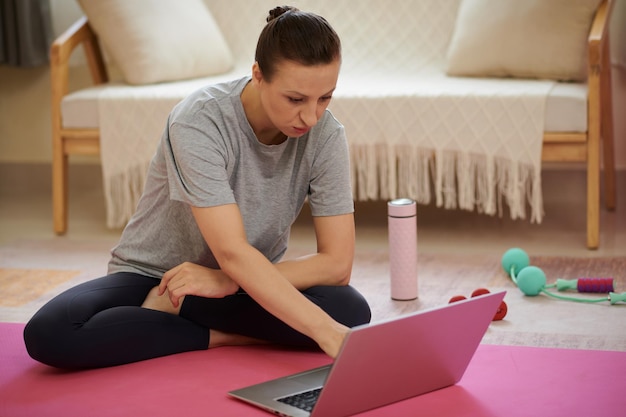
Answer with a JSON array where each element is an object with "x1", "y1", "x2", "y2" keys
[{"x1": 108, "y1": 76, "x2": 354, "y2": 278}]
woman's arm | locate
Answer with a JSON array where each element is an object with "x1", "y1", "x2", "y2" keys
[
  {"x1": 274, "y1": 213, "x2": 355, "y2": 289},
  {"x1": 161, "y1": 212, "x2": 355, "y2": 292},
  {"x1": 159, "y1": 203, "x2": 349, "y2": 357}
]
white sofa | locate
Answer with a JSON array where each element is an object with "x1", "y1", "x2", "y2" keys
[{"x1": 52, "y1": 0, "x2": 616, "y2": 248}]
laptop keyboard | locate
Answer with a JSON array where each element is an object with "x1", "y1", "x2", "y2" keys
[{"x1": 277, "y1": 387, "x2": 322, "y2": 412}]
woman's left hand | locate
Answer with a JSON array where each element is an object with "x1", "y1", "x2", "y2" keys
[{"x1": 158, "y1": 262, "x2": 239, "y2": 308}]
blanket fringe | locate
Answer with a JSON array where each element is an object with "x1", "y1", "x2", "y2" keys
[
  {"x1": 103, "y1": 162, "x2": 151, "y2": 229},
  {"x1": 104, "y1": 142, "x2": 544, "y2": 229},
  {"x1": 350, "y1": 143, "x2": 544, "y2": 223}
]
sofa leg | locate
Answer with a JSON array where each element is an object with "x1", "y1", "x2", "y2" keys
[
  {"x1": 586, "y1": 129, "x2": 600, "y2": 249},
  {"x1": 52, "y1": 138, "x2": 68, "y2": 235},
  {"x1": 586, "y1": 164, "x2": 600, "y2": 250},
  {"x1": 586, "y1": 62, "x2": 602, "y2": 250},
  {"x1": 601, "y1": 36, "x2": 616, "y2": 211}
]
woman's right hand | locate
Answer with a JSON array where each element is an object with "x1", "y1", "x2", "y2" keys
[
  {"x1": 159, "y1": 262, "x2": 239, "y2": 308},
  {"x1": 317, "y1": 321, "x2": 351, "y2": 359}
]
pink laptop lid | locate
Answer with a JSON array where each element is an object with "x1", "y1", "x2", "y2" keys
[{"x1": 311, "y1": 291, "x2": 505, "y2": 417}]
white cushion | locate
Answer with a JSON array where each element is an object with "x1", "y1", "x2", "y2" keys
[
  {"x1": 61, "y1": 78, "x2": 589, "y2": 133},
  {"x1": 78, "y1": 0, "x2": 234, "y2": 85},
  {"x1": 445, "y1": 0, "x2": 602, "y2": 81}
]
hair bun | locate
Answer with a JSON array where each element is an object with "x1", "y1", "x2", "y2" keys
[{"x1": 267, "y1": 5, "x2": 299, "y2": 22}]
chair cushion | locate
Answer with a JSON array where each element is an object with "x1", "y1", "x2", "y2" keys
[
  {"x1": 77, "y1": 0, "x2": 234, "y2": 85},
  {"x1": 61, "y1": 76, "x2": 588, "y2": 133},
  {"x1": 445, "y1": 0, "x2": 602, "y2": 81}
]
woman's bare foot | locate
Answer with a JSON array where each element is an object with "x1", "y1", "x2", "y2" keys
[
  {"x1": 142, "y1": 288, "x2": 269, "y2": 348},
  {"x1": 209, "y1": 329, "x2": 270, "y2": 348},
  {"x1": 141, "y1": 286, "x2": 182, "y2": 315}
]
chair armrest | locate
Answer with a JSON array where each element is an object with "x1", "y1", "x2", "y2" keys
[
  {"x1": 50, "y1": 16, "x2": 108, "y2": 105},
  {"x1": 588, "y1": 0, "x2": 614, "y2": 72},
  {"x1": 51, "y1": 16, "x2": 108, "y2": 135}
]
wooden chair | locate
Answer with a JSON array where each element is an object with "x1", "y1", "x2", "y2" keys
[
  {"x1": 540, "y1": 0, "x2": 616, "y2": 249},
  {"x1": 51, "y1": 16, "x2": 106, "y2": 235},
  {"x1": 50, "y1": 1, "x2": 616, "y2": 249}
]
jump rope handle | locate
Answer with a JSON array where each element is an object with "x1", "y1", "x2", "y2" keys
[
  {"x1": 556, "y1": 278, "x2": 614, "y2": 293},
  {"x1": 501, "y1": 248, "x2": 626, "y2": 305}
]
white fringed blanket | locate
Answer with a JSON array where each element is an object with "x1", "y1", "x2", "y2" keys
[
  {"x1": 95, "y1": 0, "x2": 555, "y2": 229},
  {"x1": 97, "y1": 72, "x2": 247, "y2": 228},
  {"x1": 98, "y1": 72, "x2": 553, "y2": 229},
  {"x1": 330, "y1": 72, "x2": 555, "y2": 223},
  {"x1": 98, "y1": 80, "x2": 207, "y2": 228}
]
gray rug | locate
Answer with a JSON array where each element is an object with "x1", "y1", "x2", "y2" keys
[{"x1": 2, "y1": 238, "x2": 625, "y2": 351}]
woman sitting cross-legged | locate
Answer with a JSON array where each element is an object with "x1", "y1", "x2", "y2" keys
[{"x1": 23, "y1": 5, "x2": 372, "y2": 370}]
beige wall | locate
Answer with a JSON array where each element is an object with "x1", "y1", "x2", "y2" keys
[
  {"x1": 1, "y1": 0, "x2": 625, "y2": 168},
  {"x1": 0, "y1": 0, "x2": 87, "y2": 164}
]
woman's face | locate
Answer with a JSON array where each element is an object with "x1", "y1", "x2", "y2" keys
[{"x1": 253, "y1": 58, "x2": 341, "y2": 139}]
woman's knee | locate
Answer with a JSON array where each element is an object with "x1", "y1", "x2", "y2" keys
[
  {"x1": 342, "y1": 286, "x2": 372, "y2": 326},
  {"x1": 23, "y1": 307, "x2": 74, "y2": 368},
  {"x1": 305, "y1": 285, "x2": 372, "y2": 327}
]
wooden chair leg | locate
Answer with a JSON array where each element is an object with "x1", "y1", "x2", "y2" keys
[
  {"x1": 586, "y1": 144, "x2": 600, "y2": 250},
  {"x1": 601, "y1": 36, "x2": 616, "y2": 210},
  {"x1": 586, "y1": 64, "x2": 602, "y2": 249},
  {"x1": 52, "y1": 134, "x2": 68, "y2": 235}
]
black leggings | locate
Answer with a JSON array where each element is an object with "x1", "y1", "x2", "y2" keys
[{"x1": 23, "y1": 272, "x2": 371, "y2": 369}]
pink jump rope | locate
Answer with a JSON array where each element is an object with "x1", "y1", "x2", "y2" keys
[{"x1": 501, "y1": 248, "x2": 626, "y2": 305}]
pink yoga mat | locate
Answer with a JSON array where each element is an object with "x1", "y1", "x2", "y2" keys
[{"x1": 1, "y1": 322, "x2": 623, "y2": 417}]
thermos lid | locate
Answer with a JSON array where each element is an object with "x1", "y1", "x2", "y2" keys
[{"x1": 388, "y1": 198, "x2": 416, "y2": 217}]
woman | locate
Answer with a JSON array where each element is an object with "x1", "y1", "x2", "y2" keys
[{"x1": 24, "y1": 6, "x2": 371, "y2": 369}]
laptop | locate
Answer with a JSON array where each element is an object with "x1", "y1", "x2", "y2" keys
[{"x1": 229, "y1": 290, "x2": 505, "y2": 417}]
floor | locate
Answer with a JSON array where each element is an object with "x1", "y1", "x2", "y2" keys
[{"x1": 0, "y1": 163, "x2": 625, "y2": 258}]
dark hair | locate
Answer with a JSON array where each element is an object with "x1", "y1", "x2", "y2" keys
[{"x1": 255, "y1": 6, "x2": 341, "y2": 81}]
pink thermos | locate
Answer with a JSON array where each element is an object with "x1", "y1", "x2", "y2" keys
[{"x1": 388, "y1": 198, "x2": 418, "y2": 300}]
